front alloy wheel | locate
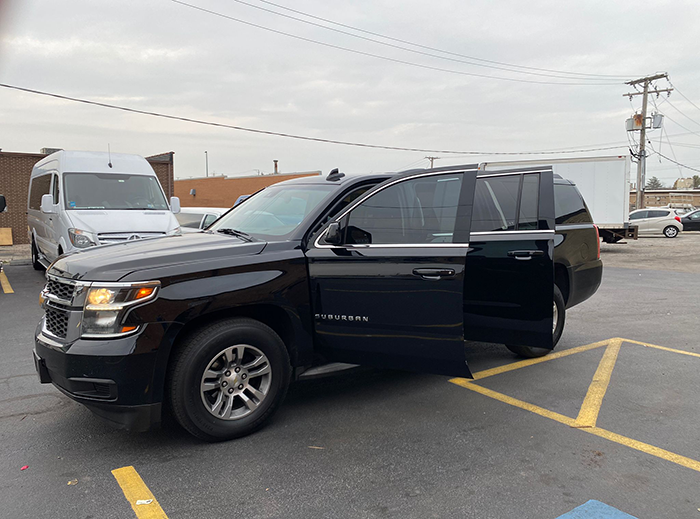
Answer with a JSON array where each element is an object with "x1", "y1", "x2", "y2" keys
[
  {"x1": 168, "y1": 318, "x2": 291, "y2": 441},
  {"x1": 200, "y1": 344, "x2": 272, "y2": 420}
]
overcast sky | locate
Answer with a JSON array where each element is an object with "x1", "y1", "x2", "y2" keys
[{"x1": 1, "y1": 0, "x2": 700, "y2": 184}]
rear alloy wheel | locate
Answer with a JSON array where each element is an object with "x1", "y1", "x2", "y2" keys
[
  {"x1": 506, "y1": 285, "x2": 565, "y2": 358},
  {"x1": 663, "y1": 226, "x2": 679, "y2": 238},
  {"x1": 31, "y1": 239, "x2": 44, "y2": 271},
  {"x1": 168, "y1": 318, "x2": 291, "y2": 441}
]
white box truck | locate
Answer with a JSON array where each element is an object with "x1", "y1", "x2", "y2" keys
[{"x1": 479, "y1": 155, "x2": 637, "y2": 243}]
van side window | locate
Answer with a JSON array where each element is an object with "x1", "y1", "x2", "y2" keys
[
  {"x1": 52, "y1": 174, "x2": 60, "y2": 205},
  {"x1": 554, "y1": 184, "x2": 592, "y2": 225},
  {"x1": 202, "y1": 214, "x2": 219, "y2": 228},
  {"x1": 345, "y1": 174, "x2": 464, "y2": 244},
  {"x1": 176, "y1": 212, "x2": 205, "y2": 228},
  {"x1": 29, "y1": 174, "x2": 52, "y2": 210}
]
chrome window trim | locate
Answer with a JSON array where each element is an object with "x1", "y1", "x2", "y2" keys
[
  {"x1": 555, "y1": 223, "x2": 595, "y2": 230},
  {"x1": 314, "y1": 238, "x2": 472, "y2": 250},
  {"x1": 470, "y1": 230, "x2": 554, "y2": 242}
]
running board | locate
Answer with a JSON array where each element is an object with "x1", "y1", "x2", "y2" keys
[{"x1": 298, "y1": 362, "x2": 360, "y2": 379}]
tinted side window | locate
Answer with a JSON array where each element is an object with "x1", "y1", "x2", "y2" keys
[
  {"x1": 629, "y1": 211, "x2": 647, "y2": 220},
  {"x1": 29, "y1": 174, "x2": 52, "y2": 210},
  {"x1": 648, "y1": 210, "x2": 669, "y2": 218},
  {"x1": 471, "y1": 175, "x2": 519, "y2": 232},
  {"x1": 346, "y1": 174, "x2": 464, "y2": 244},
  {"x1": 518, "y1": 174, "x2": 540, "y2": 230},
  {"x1": 52, "y1": 174, "x2": 60, "y2": 205},
  {"x1": 554, "y1": 184, "x2": 592, "y2": 225}
]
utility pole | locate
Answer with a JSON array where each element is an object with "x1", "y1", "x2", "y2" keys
[
  {"x1": 623, "y1": 73, "x2": 672, "y2": 209},
  {"x1": 205, "y1": 150, "x2": 209, "y2": 178},
  {"x1": 426, "y1": 156, "x2": 440, "y2": 168}
]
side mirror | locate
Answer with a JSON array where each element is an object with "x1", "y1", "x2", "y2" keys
[
  {"x1": 40, "y1": 194, "x2": 56, "y2": 214},
  {"x1": 325, "y1": 222, "x2": 343, "y2": 245},
  {"x1": 0, "y1": 195, "x2": 6, "y2": 213},
  {"x1": 170, "y1": 196, "x2": 181, "y2": 214}
]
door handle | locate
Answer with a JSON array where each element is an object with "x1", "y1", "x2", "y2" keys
[
  {"x1": 412, "y1": 268, "x2": 456, "y2": 280},
  {"x1": 507, "y1": 250, "x2": 544, "y2": 261}
]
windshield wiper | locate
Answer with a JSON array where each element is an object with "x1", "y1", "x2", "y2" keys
[{"x1": 215, "y1": 228, "x2": 255, "y2": 242}]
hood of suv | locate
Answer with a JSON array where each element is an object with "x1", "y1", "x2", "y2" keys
[{"x1": 48, "y1": 232, "x2": 266, "y2": 282}]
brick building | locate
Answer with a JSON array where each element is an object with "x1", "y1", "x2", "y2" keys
[
  {"x1": 174, "y1": 171, "x2": 322, "y2": 208},
  {"x1": 630, "y1": 189, "x2": 700, "y2": 211},
  {"x1": 0, "y1": 150, "x2": 175, "y2": 245}
]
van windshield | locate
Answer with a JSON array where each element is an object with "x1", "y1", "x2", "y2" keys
[
  {"x1": 209, "y1": 184, "x2": 333, "y2": 238},
  {"x1": 63, "y1": 173, "x2": 169, "y2": 210}
]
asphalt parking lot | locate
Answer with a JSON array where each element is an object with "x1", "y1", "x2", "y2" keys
[{"x1": 1, "y1": 243, "x2": 699, "y2": 518}]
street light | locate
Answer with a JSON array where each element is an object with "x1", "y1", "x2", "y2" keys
[{"x1": 205, "y1": 151, "x2": 209, "y2": 178}]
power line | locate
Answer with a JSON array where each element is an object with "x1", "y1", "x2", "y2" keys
[
  {"x1": 653, "y1": 151, "x2": 700, "y2": 174},
  {"x1": 168, "y1": 0, "x2": 623, "y2": 86},
  {"x1": 0, "y1": 82, "x2": 630, "y2": 155},
  {"x1": 222, "y1": 0, "x2": 623, "y2": 82},
  {"x1": 254, "y1": 0, "x2": 635, "y2": 80},
  {"x1": 659, "y1": 111, "x2": 700, "y2": 141},
  {"x1": 664, "y1": 97, "x2": 700, "y2": 128},
  {"x1": 669, "y1": 83, "x2": 700, "y2": 114}
]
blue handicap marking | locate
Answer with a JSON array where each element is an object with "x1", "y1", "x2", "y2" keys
[{"x1": 556, "y1": 500, "x2": 638, "y2": 519}]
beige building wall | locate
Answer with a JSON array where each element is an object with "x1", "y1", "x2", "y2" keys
[{"x1": 174, "y1": 172, "x2": 322, "y2": 208}]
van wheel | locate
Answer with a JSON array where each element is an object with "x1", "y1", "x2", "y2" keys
[
  {"x1": 663, "y1": 226, "x2": 679, "y2": 238},
  {"x1": 506, "y1": 285, "x2": 565, "y2": 358},
  {"x1": 31, "y1": 240, "x2": 44, "y2": 271},
  {"x1": 168, "y1": 318, "x2": 291, "y2": 442}
]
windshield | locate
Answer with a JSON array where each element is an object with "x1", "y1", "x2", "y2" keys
[
  {"x1": 63, "y1": 172, "x2": 169, "y2": 210},
  {"x1": 209, "y1": 184, "x2": 333, "y2": 238}
]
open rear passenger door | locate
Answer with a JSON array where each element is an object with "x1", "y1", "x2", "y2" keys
[{"x1": 462, "y1": 168, "x2": 555, "y2": 349}]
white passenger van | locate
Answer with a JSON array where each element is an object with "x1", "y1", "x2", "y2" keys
[{"x1": 27, "y1": 150, "x2": 181, "y2": 269}]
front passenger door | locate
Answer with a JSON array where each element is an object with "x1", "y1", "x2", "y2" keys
[{"x1": 305, "y1": 169, "x2": 477, "y2": 377}]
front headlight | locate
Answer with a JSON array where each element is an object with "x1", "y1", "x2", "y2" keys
[
  {"x1": 82, "y1": 282, "x2": 160, "y2": 337},
  {"x1": 68, "y1": 228, "x2": 97, "y2": 248}
]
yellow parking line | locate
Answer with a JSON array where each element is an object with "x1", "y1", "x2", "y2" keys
[
  {"x1": 112, "y1": 466, "x2": 169, "y2": 519},
  {"x1": 453, "y1": 381, "x2": 700, "y2": 473},
  {"x1": 0, "y1": 271, "x2": 14, "y2": 294},
  {"x1": 622, "y1": 338, "x2": 700, "y2": 359},
  {"x1": 450, "y1": 378, "x2": 576, "y2": 426},
  {"x1": 457, "y1": 338, "x2": 611, "y2": 382},
  {"x1": 450, "y1": 337, "x2": 700, "y2": 474},
  {"x1": 573, "y1": 338, "x2": 622, "y2": 428}
]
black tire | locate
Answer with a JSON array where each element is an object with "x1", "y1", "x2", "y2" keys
[
  {"x1": 663, "y1": 226, "x2": 679, "y2": 238},
  {"x1": 31, "y1": 239, "x2": 44, "y2": 271},
  {"x1": 167, "y1": 317, "x2": 291, "y2": 442},
  {"x1": 506, "y1": 285, "x2": 565, "y2": 359}
]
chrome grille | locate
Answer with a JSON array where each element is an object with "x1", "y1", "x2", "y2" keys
[
  {"x1": 46, "y1": 278, "x2": 75, "y2": 302},
  {"x1": 97, "y1": 232, "x2": 165, "y2": 244},
  {"x1": 45, "y1": 306, "x2": 69, "y2": 339}
]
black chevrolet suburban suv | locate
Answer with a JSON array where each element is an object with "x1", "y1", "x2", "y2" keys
[{"x1": 34, "y1": 164, "x2": 602, "y2": 441}]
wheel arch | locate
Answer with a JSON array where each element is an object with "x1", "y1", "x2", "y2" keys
[{"x1": 554, "y1": 262, "x2": 570, "y2": 306}]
